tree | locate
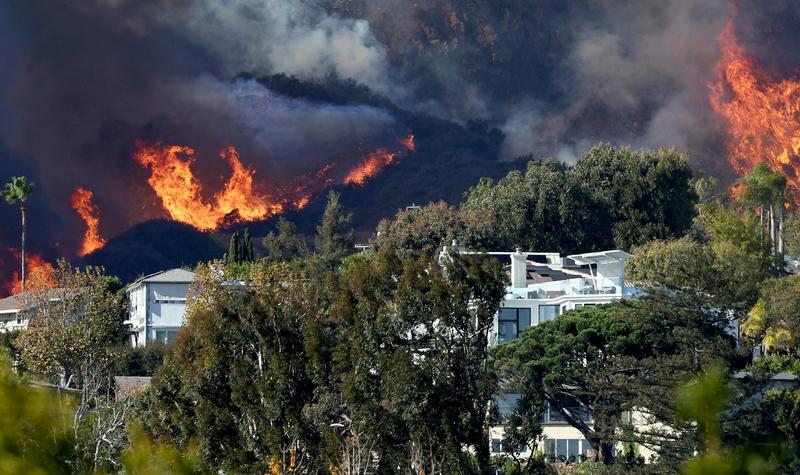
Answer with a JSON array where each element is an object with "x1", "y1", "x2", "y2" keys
[
  {"x1": 315, "y1": 191, "x2": 354, "y2": 271},
  {"x1": 735, "y1": 163, "x2": 787, "y2": 261},
  {"x1": 627, "y1": 237, "x2": 769, "y2": 314},
  {"x1": 372, "y1": 201, "x2": 491, "y2": 260},
  {"x1": 493, "y1": 299, "x2": 735, "y2": 465},
  {"x1": 242, "y1": 228, "x2": 254, "y2": 263},
  {"x1": 263, "y1": 218, "x2": 307, "y2": 261},
  {"x1": 0, "y1": 348, "x2": 74, "y2": 474},
  {"x1": 330, "y1": 250, "x2": 506, "y2": 473},
  {"x1": 571, "y1": 144, "x2": 697, "y2": 250},
  {"x1": 2, "y1": 176, "x2": 34, "y2": 292},
  {"x1": 227, "y1": 230, "x2": 241, "y2": 264},
  {"x1": 741, "y1": 275, "x2": 800, "y2": 354},
  {"x1": 145, "y1": 261, "x2": 323, "y2": 472},
  {"x1": 460, "y1": 144, "x2": 697, "y2": 254},
  {"x1": 14, "y1": 261, "x2": 125, "y2": 470}
]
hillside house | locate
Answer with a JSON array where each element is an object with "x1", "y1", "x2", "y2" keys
[
  {"x1": 124, "y1": 269, "x2": 195, "y2": 347},
  {"x1": 440, "y1": 243, "x2": 640, "y2": 462}
]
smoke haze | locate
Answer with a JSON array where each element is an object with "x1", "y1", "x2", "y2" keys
[{"x1": 1, "y1": 0, "x2": 799, "y2": 286}]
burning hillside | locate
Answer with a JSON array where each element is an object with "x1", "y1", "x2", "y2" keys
[
  {"x1": 133, "y1": 135, "x2": 415, "y2": 233},
  {"x1": 711, "y1": 7, "x2": 800, "y2": 200}
]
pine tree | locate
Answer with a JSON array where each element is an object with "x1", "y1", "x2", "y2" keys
[
  {"x1": 315, "y1": 191, "x2": 354, "y2": 271},
  {"x1": 242, "y1": 228, "x2": 254, "y2": 262},
  {"x1": 227, "y1": 231, "x2": 241, "y2": 264}
]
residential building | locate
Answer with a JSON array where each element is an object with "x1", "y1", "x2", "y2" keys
[
  {"x1": 0, "y1": 292, "x2": 28, "y2": 333},
  {"x1": 125, "y1": 269, "x2": 195, "y2": 347},
  {"x1": 441, "y1": 244, "x2": 638, "y2": 462}
]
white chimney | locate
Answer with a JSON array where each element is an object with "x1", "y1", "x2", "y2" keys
[{"x1": 510, "y1": 248, "x2": 527, "y2": 288}]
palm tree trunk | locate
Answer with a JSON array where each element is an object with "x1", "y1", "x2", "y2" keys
[{"x1": 20, "y1": 202, "x2": 26, "y2": 292}]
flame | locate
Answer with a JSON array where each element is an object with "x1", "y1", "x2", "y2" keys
[
  {"x1": 710, "y1": 8, "x2": 800, "y2": 200},
  {"x1": 133, "y1": 135, "x2": 415, "y2": 229},
  {"x1": 133, "y1": 141, "x2": 279, "y2": 231},
  {"x1": 343, "y1": 135, "x2": 416, "y2": 186},
  {"x1": 401, "y1": 134, "x2": 416, "y2": 152},
  {"x1": 5, "y1": 249, "x2": 56, "y2": 296},
  {"x1": 71, "y1": 187, "x2": 106, "y2": 256},
  {"x1": 344, "y1": 148, "x2": 398, "y2": 186}
]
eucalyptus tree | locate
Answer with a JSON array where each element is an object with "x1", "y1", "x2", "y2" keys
[{"x1": 2, "y1": 176, "x2": 34, "y2": 292}]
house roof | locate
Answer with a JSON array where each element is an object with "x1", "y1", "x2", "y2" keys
[
  {"x1": 129, "y1": 269, "x2": 196, "y2": 288},
  {"x1": 568, "y1": 250, "x2": 632, "y2": 265},
  {"x1": 0, "y1": 293, "x2": 27, "y2": 314}
]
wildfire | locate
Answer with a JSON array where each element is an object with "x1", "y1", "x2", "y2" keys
[
  {"x1": 710, "y1": 8, "x2": 800, "y2": 200},
  {"x1": 5, "y1": 249, "x2": 56, "y2": 296},
  {"x1": 343, "y1": 135, "x2": 416, "y2": 186},
  {"x1": 71, "y1": 187, "x2": 106, "y2": 256},
  {"x1": 133, "y1": 141, "x2": 280, "y2": 231},
  {"x1": 400, "y1": 134, "x2": 416, "y2": 152},
  {"x1": 133, "y1": 134, "x2": 415, "y2": 229}
]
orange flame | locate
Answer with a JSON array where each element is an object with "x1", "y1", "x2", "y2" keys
[
  {"x1": 344, "y1": 148, "x2": 398, "y2": 186},
  {"x1": 343, "y1": 135, "x2": 415, "y2": 186},
  {"x1": 133, "y1": 141, "x2": 280, "y2": 231},
  {"x1": 5, "y1": 249, "x2": 56, "y2": 296},
  {"x1": 401, "y1": 134, "x2": 416, "y2": 152},
  {"x1": 71, "y1": 187, "x2": 106, "y2": 256},
  {"x1": 710, "y1": 8, "x2": 800, "y2": 200}
]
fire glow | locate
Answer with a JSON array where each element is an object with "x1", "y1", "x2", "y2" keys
[
  {"x1": 710, "y1": 9, "x2": 800, "y2": 199},
  {"x1": 344, "y1": 135, "x2": 415, "y2": 186},
  {"x1": 71, "y1": 187, "x2": 106, "y2": 256},
  {"x1": 5, "y1": 249, "x2": 56, "y2": 296},
  {"x1": 133, "y1": 141, "x2": 280, "y2": 232},
  {"x1": 134, "y1": 135, "x2": 415, "y2": 231}
]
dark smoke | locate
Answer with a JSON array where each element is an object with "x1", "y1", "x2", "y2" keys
[{"x1": 1, "y1": 0, "x2": 799, "y2": 287}]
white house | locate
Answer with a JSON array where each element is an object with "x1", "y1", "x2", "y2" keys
[
  {"x1": 440, "y1": 244, "x2": 639, "y2": 462},
  {"x1": 125, "y1": 269, "x2": 195, "y2": 347},
  {"x1": 0, "y1": 292, "x2": 28, "y2": 333}
]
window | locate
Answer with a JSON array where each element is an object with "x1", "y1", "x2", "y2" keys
[
  {"x1": 541, "y1": 400, "x2": 591, "y2": 424},
  {"x1": 539, "y1": 305, "x2": 560, "y2": 323},
  {"x1": 491, "y1": 439, "x2": 502, "y2": 453},
  {"x1": 543, "y1": 438, "x2": 591, "y2": 461},
  {"x1": 498, "y1": 308, "x2": 531, "y2": 343},
  {"x1": 154, "y1": 329, "x2": 179, "y2": 344}
]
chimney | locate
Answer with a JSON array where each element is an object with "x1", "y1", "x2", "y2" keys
[{"x1": 510, "y1": 248, "x2": 527, "y2": 288}]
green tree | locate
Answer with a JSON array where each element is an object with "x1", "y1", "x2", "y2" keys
[
  {"x1": 741, "y1": 275, "x2": 800, "y2": 354},
  {"x1": 329, "y1": 250, "x2": 507, "y2": 474},
  {"x1": 315, "y1": 191, "x2": 354, "y2": 271},
  {"x1": 227, "y1": 230, "x2": 241, "y2": 264},
  {"x1": 242, "y1": 228, "x2": 254, "y2": 263},
  {"x1": 494, "y1": 299, "x2": 735, "y2": 465},
  {"x1": 2, "y1": 176, "x2": 35, "y2": 292},
  {"x1": 735, "y1": 163, "x2": 787, "y2": 261},
  {"x1": 372, "y1": 200, "x2": 493, "y2": 260},
  {"x1": 263, "y1": 218, "x2": 307, "y2": 261},
  {"x1": 571, "y1": 144, "x2": 697, "y2": 250},
  {"x1": 14, "y1": 261, "x2": 125, "y2": 470},
  {"x1": 460, "y1": 144, "x2": 697, "y2": 254},
  {"x1": 0, "y1": 349, "x2": 74, "y2": 474},
  {"x1": 145, "y1": 261, "x2": 322, "y2": 472},
  {"x1": 678, "y1": 367, "x2": 791, "y2": 474},
  {"x1": 627, "y1": 237, "x2": 769, "y2": 313}
]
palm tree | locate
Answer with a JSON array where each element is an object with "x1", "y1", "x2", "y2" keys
[{"x1": 2, "y1": 176, "x2": 34, "y2": 292}]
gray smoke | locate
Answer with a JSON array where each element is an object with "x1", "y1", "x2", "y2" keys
[{"x1": 501, "y1": 0, "x2": 730, "y2": 162}]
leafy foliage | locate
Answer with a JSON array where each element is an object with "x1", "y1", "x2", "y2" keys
[
  {"x1": 145, "y1": 261, "x2": 322, "y2": 472},
  {"x1": 315, "y1": 191, "x2": 355, "y2": 271},
  {"x1": 460, "y1": 144, "x2": 697, "y2": 254},
  {"x1": 494, "y1": 299, "x2": 735, "y2": 465}
]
